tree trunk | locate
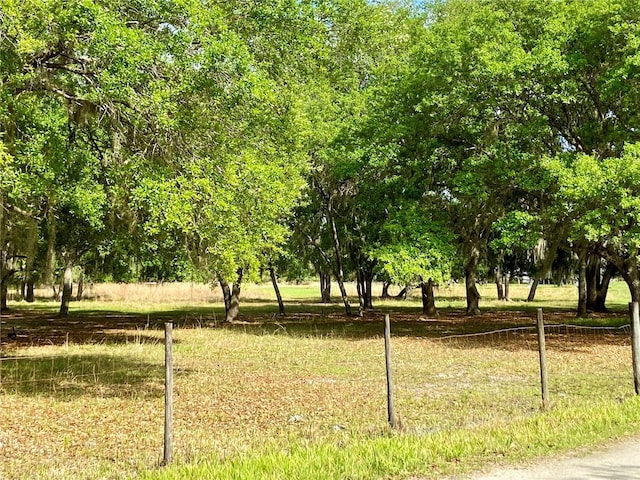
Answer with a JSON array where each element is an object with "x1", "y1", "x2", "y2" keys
[
  {"x1": 465, "y1": 248, "x2": 481, "y2": 315},
  {"x1": 527, "y1": 278, "x2": 540, "y2": 302},
  {"x1": 319, "y1": 271, "x2": 332, "y2": 303},
  {"x1": 395, "y1": 286, "x2": 408, "y2": 300},
  {"x1": 421, "y1": 278, "x2": 438, "y2": 317},
  {"x1": 381, "y1": 281, "x2": 391, "y2": 299},
  {"x1": 327, "y1": 203, "x2": 351, "y2": 316},
  {"x1": 76, "y1": 269, "x2": 84, "y2": 301},
  {"x1": 269, "y1": 267, "x2": 285, "y2": 316},
  {"x1": 219, "y1": 278, "x2": 231, "y2": 314},
  {"x1": 495, "y1": 265, "x2": 504, "y2": 301},
  {"x1": 365, "y1": 274, "x2": 373, "y2": 310},
  {"x1": 586, "y1": 254, "x2": 600, "y2": 311},
  {"x1": 26, "y1": 280, "x2": 35, "y2": 303},
  {"x1": 59, "y1": 262, "x2": 73, "y2": 317},
  {"x1": 225, "y1": 268, "x2": 243, "y2": 322},
  {"x1": 356, "y1": 269, "x2": 365, "y2": 315},
  {"x1": 593, "y1": 263, "x2": 616, "y2": 312},
  {"x1": 0, "y1": 280, "x2": 7, "y2": 311},
  {"x1": 527, "y1": 240, "x2": 561, "y2": 302},
  {"x1": 577, "y1": 251, "x2": 588, "y2": 317}
]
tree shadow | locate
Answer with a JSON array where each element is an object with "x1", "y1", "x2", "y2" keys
[{"x1": 0, "y1": 353, "x2": 173, "y2": 399}]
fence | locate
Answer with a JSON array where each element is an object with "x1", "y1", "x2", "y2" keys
[{"x1": 1, "y1": 306, "x2": 638, "y2": 476}]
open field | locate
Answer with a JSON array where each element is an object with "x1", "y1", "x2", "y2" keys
[{"x1": 1, "y1": 281, "x2": 639, "y2": 479}]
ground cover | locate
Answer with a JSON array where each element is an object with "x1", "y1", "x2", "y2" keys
[{"x1": 0, "y1": 282, "x2": 638, "y2": 479}]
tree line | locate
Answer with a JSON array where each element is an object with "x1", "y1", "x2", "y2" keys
[{"x1": 2, "y1": 0, "x2": 640, "y2": 320}]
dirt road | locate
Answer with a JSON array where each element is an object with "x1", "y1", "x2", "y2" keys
[{"x1": 465, "y1": 437, "x2": 640, "y2": 480}]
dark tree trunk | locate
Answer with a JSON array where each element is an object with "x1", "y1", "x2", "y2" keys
[
  {"x1": 465, "y1": 248, "x2": 481, "y2": 316},
  {"x1": 327, "y1": 203, "x2": 351, "y2": 316},
  {"x1": 421, "y1": 278, "x2": 438, "y2": 317},
  {"x1": 586, "y1": 254, "x2": 600, "y2": 311},
  {"x1": 593, "y1": 263, "x2": 616, "y2": 312},
  {"x1": 225, "y1": 268, "x2": 243, "y2": 322},
  {"x1": 577, "y1": 251, "x2": 588, "y2": 317},
  {"x1": 395, "y1": 286, "x2": 408, "y2": 300},
  {"x1": 0, "y1": 280, "x2": 7, "y2": 311},
  {"x1": 365, "y1": 275, "x2": 373, "y2": 309},
  {"x1": 219, "y1": 278, "x2": 231, "y2": 314},
  {"x1": 59, "y1": 263, "x2": 73, "y2": 317},
  {"x1": 527, "y1": 278, "x2": 540, "y2": 302},
  {"x1": 319, "y1": 271, "x2": 331, "y2": 303},
  {"x1": 26, "y1": 280, "x2": 35, "y2": 303},
  {"x1": 381, "y1": 281, "x2": 391, "y2": 299},
  {"x1": 356, "y1": 266, "x2": 374, "y2": 313},
  {"x1": 269, "y1": 267, "x2": 285, "y2": 316},
  {"x1": 75, "y1": 269, "x2": 84, "y2": 301}
]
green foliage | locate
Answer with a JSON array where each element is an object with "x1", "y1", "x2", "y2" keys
[{"x1": 369, "y1": 206, "x2": 455, "y2": 285}]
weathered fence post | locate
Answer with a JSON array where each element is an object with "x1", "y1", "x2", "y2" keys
[
  {"x1": 384, "y1": 314, "x2": 397, "y2": 429},
  {"x1": 536, "y1": 308, "x2": 550, "y2": 409},
  {"x1": 629, "y1": 302, "x2": 640, "y2": 395},
  {"x1": 163, "y1": 322, "x2": 174, "y2": 465}
]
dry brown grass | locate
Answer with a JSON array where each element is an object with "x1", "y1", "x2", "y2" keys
[{"x1": 0, "y1": 280, "x2": 636, "y2": 479}]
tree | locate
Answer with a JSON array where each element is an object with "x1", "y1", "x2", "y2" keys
[{"x1": 544, "y1": 146, "x2": 640, "y2": 306}]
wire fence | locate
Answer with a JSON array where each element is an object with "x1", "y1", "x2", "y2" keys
[
  {"x1": 0, "y1": 310, "x2": 638, "y2": 473},
  {"x1": 427, "y1": 323, "x2": 631, "y2": 349}
]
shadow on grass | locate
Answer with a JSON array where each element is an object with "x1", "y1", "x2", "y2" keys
[
  {"x1": 0, "y1": 299, "x2": 631, "y2": 351},
  {"x1": 0, "y1": 353, "x2": 169, "y2": 399}
]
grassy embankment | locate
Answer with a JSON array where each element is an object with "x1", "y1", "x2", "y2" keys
[{"x1": 0, "y1": 281, "x2": 638, "y2": 479}]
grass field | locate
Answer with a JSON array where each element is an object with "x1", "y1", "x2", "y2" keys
[{"x1": 0, "y1": 280, "x2": 639, "y2": 479}]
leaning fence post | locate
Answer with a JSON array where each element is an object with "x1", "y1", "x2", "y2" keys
[
  {"x1": 536, "y1": 308, "x2": 550, "y2": 409},
  {"x1": 163, "y1": 322, "x2": 174, "y2": 465},
  {"x1": 384, "y1": 314, "x2": 397, "y2": 429},
  {"x1": 629, "y1": 303, "x2": 640, "y2": 395}
]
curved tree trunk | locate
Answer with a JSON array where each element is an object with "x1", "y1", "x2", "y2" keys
[
  {"x1": 381, "y1": 281, "x2": 391, "y2": 299},
  {"x1": 593, "y1": 263, "x2": 616, "y2": 312},
  {"x1": 527, "y1": 240, "x2": 561, "y2": 302},
  {"x1": 269, "y1": 267, "x2": 285, "y2": 316},
  {"x1": 395, "y1": 286, "x2": 408, "y2": 300},
  {"x1": 465, "y1": 248, "x2": 481, "y2": 316},
  {"x1": 59, "y1": 262, "x2": 73, "y2": 317},
  {"x1": 421, "y1": 278, "x2": 438, "y2": 317}
]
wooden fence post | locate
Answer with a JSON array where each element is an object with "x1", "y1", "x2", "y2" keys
[
  {"x1": 384, "y1": 314, "x2": 397, "y2": 429},
  {"x1": 536, "y1": 308, "x2": 550, "y2": 409},
  {"x1": 629, "y1": 302, "x2": 640, "y2": 395},
  {"x1": 163, "y1": 322, "x2": 174, "y2": 465}
]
